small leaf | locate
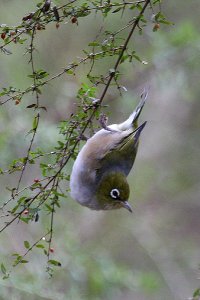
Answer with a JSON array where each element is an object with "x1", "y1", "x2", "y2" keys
[
  {"x1": 20, "y1": 217, "x2": 29, "y2": 224},
  {"x1": 36, "y1": 244, "x2": 44, "y2": 249},
  {"x1": 48, "y1": 259, "x2": 61, "y2": 267},
  {"x1": 39, "y1": 106, "x2": 47, "y2": 111},
  {"x1": 112, "y1": 7, "x2": 121, "y2": 13},
  {"x1": 193, "y1": 288, "x2": 200, "y2": 297},
  {"x1": 1, "y1": 263, "x2": 6, "y2": 274},
  {"x1": 132, "y1": 54, "x2": 142, "y2": 62},
  {"x1": 11, "y1": 253, "x2": 20, "y2": 257},
  {"x1": 66, "y1": 69, "x2": 74, "y2": 75},
  {"x1": 88, "y1": 41, "x2": 99, "y2": 47},
  {"x1": 27, "y1": 103, "x2": 37, "y2": 109},
  {"x1": 20, "y1": 260, "x2": 28, "y2": 264},
  {"x1": 24, "y1": 241, "x2": 30, "y2": 249},
  {"x1": 32, "y1": 115, "x2": 39, "y2": 130},
  {"x1": 45, "y1": 204, "x2": 53, "y2": 212}
]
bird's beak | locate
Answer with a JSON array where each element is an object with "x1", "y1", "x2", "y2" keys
[{"x1": 121, "y1": 201, "x2": 132, "y2": 213}]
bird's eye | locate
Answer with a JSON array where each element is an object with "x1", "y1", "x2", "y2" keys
[{"x1": 110, "y1": 188, "x2": 120, "y2": 199}]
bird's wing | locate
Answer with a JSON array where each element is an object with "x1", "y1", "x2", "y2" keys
[{"x1": 96, "y1": 121, "x2": 146, "y2": 178}]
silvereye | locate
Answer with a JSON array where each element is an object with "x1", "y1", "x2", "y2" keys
[{"x1": 70, "y1": 91, "x2": 147, "y2": 212}]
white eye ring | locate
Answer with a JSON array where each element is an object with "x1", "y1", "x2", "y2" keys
[{"x1": 110, "y1": 188, "x2": 120, "y2": 199}]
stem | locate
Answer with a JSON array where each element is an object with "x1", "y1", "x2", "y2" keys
[{"x1": 0, "y1": 0, "x2": 151, "y2": 234}]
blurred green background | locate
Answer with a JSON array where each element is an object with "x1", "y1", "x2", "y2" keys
[{"x1": 0, "y1": 0, "x2": 200, "y2": 299}]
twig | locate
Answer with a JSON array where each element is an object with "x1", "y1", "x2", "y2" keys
[{"x1": 0, "y1": 0, "x2": 151, "y2": 234}]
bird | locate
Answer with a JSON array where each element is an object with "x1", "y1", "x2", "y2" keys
[{"x1": 70, "y1": 90, "x2": 148, "y2": 212}]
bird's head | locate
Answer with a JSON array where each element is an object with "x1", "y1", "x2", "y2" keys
[{"x1": 96, "y1": 172, "x2": 132, "y2": 212}]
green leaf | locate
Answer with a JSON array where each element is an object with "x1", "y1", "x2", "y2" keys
[
  {"x1": 11, "y1": 253, "x2": 20, "y2": 257},
  {"x1": 36, "y1": 244, "x2": 44, "y2": 249},
  {"x1": 20, "y1": 260, "x2": 28, "y2": 264},
  {"x1": 66, "y1": 69, "x2": 74, "y2": 75},
  {"x1": 120, "y1": 54, "x2": 129, "y2": 63},
  {"x1": 136, "y1": 3, "x2": 142, "y2": 11},
  {"x1": 88, "y1": 41, "x2": 99, "y2": 47},
  {"x1": 19, "y1": 217, "x2": 29, "y2": 224},
  {"x1": 24, "y1": 240, "x2": 30, "y2": 249},
  {"x1": 48, "y1": 259, "x2": 61, "y2": 267},
  {"x1": 52, "y1": 191, "x2": 66, "y2": 198},
  {"x1": 1, "y1": 263, "x2": 6, "y2": 274},
  {"x1": 112, "y1": 7, "x2": 121, "y2": 13},
  {"x1": 32, "y1": 115, "x2": 39, "y2": 130},
  {"x1": 11, "y1": 203, "x2": 20, "y2": 214},
  {"x1": 159, "y1": 19, "x2": 174, "y2": 25},
  {"x1": 132, "y1": 54, "x2": 142, "y2": 62},
  {"x1": 27, "y1": 103, "x2": 37, "y2": 109},
  {"x1": 193, "y1": 288, "x2": 200, "y2": 297},
  {"x1": 45, "y1": 204, "x2": 53, "y2": 212}
]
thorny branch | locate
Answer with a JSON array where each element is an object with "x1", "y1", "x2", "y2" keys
[{"x1": 0, "y1": 0, "x2": 151, "y2": 234}]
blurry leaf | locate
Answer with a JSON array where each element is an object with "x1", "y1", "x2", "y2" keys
[
  {"x1": 1, "y1": 263, "x2": 6, "y2": 274},
  {"x1": 52, "y1": 191, "x2": 66, "y2": 198},
  {"x1": 120, "y1": 54, "x2": 129, "y2": 63},
  {"x1": 20, "y1": 260, "x2": 29, "y2": 264},
  {"x1": 88, "y1": 41, "x2": 99, "y2": 47},
  {"x1": 12, "y1": 255, "x2": 23, "y2": 266},
  {"x1": 66, "y1": 69, "x2": 74, "y2": 75},
  {"x1": 20, "y1": 217, "x2": 29, "y2": 224},
  {"x1": 36, "y1": 244, "x2": 44, "y2": 249},
  {"x1": 136, "y1": 3, "x2": 142, "y2": 11},
  {"x1": 170, "y1": 22, "x2": 199, "y2": 46},
  {"x1": 24, "y1": 241, "x2": 30, "y2": 249},
  {"x1": 18, "y1": 38, "x2": 27, "y2": 44},
  {"x1": 45, "y1": 204, "x2": 53, "y2": 212},
  {"x1": 193, "y1": 288, "x2": 200, "y2": 297},
  {"x1": 159, "y1": 19, "x2": 174, "y2": 25},
  {"x1": 48, "y1": 260, "x2": 61, "y2": 267},
  {"x1": 130, "y1": 4, "x2": 136, "y2": 10},
  {"x1": 132, "y1": 54, "x2": 142, "y2": 62},
  {"x1": 27, "y1": 103, "x2": 37, "y2": 108},
  {"x1": 112, "y1": 7, "x2": 121, "y2": 13},
  {"x1": 11, "y1": 253, "x2": 20, "y2": 257},
  {"x1": 11, "y1": 203, "x2": 20, "y2": 214},
  {"x1": 32, "y1": 115, "x2": 39, "y2": 130}
]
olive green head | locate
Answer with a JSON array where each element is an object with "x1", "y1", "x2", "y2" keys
[{"x1": 96, "y1": 172, "x2": 132, "y2": 212}]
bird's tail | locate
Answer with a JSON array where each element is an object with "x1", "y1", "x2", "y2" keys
[
  {"x1": 133, "y1": 121, "x2": 147, "y2": 145},
  {"x1": 132, "y1": 88, "x2": 148, "y2": 125},
  {"x1": 118, "y1": 88, "x2": 148, "y2": 131}
]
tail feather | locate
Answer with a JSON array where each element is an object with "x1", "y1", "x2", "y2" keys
[
  {"x1": 133, "y1": 121, "x2": 147, "y2": 145},
  {"x1": 132, "y1": 88, "x2": 148, "y2": 125},
  {"x1": 118, "y1": 88, "x2": 148, "y2": 131}
]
